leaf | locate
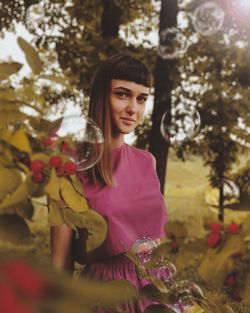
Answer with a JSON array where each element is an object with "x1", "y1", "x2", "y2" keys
[
  {"x1": 30, "y1": 153, "x2": 50, "y2": 163},
  {"x1": 0, "y1": 178, "x2": 31, "y2": 211},
  {"x1": 44, "y1": 168, "x2": 60, "y2": 201},
  {"x1": 100, "y1": 279, "x2": 137, "y2": 306},
  {"x1": 0, "y1": 107, "x2": 28, "y2": 130},
  {"x1": 141, "y1": 284, "x2": 171, "y2": 304},
  {"x1": 10, "y1": 129, "x2": 32, "y2": 153},
  {"x1": 17, "y1": 36, "x2": 43, "y2": 75},
  {"x1": 15, "y1": 199, "x2": 34, "y2": 220},
  {"x1": 28, "y1": 116, "x2": 63, "y2": 134},
  {"x1": 48, "y1": 198, "x2": 64, "y2": 227},
  {"x1": 164, "y1": 221, "x2": 187, "y2": 241},
  {"x1": 0, "y1": 214, "x2": 32, "y2": 245},
  {"x1": 60, "y1": 208, "x2": 107, "y2": 252},
  {"x1": 0, "y1": 167, "x2": 22, "y2": 202},
  {"x1": 0, "y1": 88, "x2": 17, "y2": 101},
  {"x1": 143, "y1": 304, "x2": 176, "y2": 313},
  {"x1": 59, "y1": 177, "x2": 89, "y2": 213},
  {"x1": 0, "y1": 62, "x2": 23, "y2": 80},
  {"x1": 40, "y1": 74, "x2": 69, "y2": 87}
]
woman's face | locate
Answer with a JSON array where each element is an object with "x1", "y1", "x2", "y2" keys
[{"x1": 109, "y1": 79, "x2": 150, "y2": 136}]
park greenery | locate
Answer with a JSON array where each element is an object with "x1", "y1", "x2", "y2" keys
[{"x1": 0, "y1": 0, "x2": 250, "y2": 312}]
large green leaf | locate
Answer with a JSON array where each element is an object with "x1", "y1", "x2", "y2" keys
[
  {"x1": 0, "y1": 106, "x2": 28, "y2": 130},
  {"x1": 44, "y1": 168, "x2": 60, "y2": 201},
  {"x1": 48, "y1": 198, "x2": 64, "y2": 227},
  {"x1": 17, "y1": 36, "x2": 43, "y2": 75},
  {"x1": 0, "y1": 167, "x2": 22, "y2": 202},
  {"x1": 10, "y1": 129, "x2": 32, "y2": 153},
  {"x1": 0, "y1": 62, "x2": 23, "y2": 80},
  {"x1": 15, "y1": 199, "x2": 34, "y2": 220},
  {"x1": 61, "y1": 208, "x2": 107, "y2": 252},
  {"x1": 60, "y1": 177, "x2": 89, "y2": 213},
  {"x1": 0, "y1": 177, "x2": 31, "y2": 211}
]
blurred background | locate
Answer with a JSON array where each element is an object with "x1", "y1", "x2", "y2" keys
[{"x1": 0, "y1": 0, "x2": 249, "y2": 311}]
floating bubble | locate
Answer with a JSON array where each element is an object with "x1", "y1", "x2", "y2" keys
[
  {"x1": 192, "y1": 1, "x2": 225, "y2": 36},
  {"x1": 149, "y1": 257, "x2": 177, "y2": 283},
  {"x1": 226, "y1": 0, "x2": 250, "y2": 25},
  {"x1": 25, "y1": 4, "x2": 45, "y2": 30},
  {"x1": 132, "y1": 237, "x2": 158, "y2": 264},
  {"x1": 51, "y1": 115, "x2": 104, "y2": 171},
  {"x1": 158, "y1": 27, "x2": 187, "y2": 59},
  {"x1": 160, "y1": 108, "x2": 201, "y2": 145}
]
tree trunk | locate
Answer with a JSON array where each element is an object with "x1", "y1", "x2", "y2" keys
[
  {"x1": 101, "y1": 0, "x2": 122, "y2": 38},
  {"x1": 148, "y1": 0, "x2": 178, "y2": 193}
]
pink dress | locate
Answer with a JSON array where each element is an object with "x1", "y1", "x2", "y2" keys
[{"x1": 75, "y1": 143, "x2": 168, "y2": 312}]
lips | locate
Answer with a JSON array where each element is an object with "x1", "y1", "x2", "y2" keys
[{"x1": 120, "y1": 117, "x2": 136, "y2": 123}]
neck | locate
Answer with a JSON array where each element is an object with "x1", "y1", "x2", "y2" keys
[{"x1": 110, "y1": 134, "x2": 125, "y2": 150}]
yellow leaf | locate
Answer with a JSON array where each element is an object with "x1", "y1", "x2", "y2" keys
[
  {"x1": 44, "y1": 168, "x2": 60, "y2": 201},
  {"x1": 17, "y1": 37, "x2": 43, "y2": 75},
  {"x1": 0, "y1": 62, "x2": 23, "y2": 80},
  {"x1": 0, "y1": 108, "x2": 27, "y2": 130},
  {"x1": 30, "y1": 153, "x2": 50, "y2": 163},
  {"x1": 0, "y1": 88, "x2": 17, "y2": 101},
  {"x1": 61, "y1": 208, "x2": 107, "y2": 252},
  {"x1": 48, "y1": 198, "x2": 64, "y2": 227},
  {"x1": 40, "y1": 74, "x2": 69, "y2": 87},
  {"x1": 0, "y1": 178, "x2": 31, "y2": 210},
  {"x1": 15, "y1": 199, "x2": 34, "y2": 220},
  {"x1": 0, "y1": 167, "x2": 22, "y2": 201},
  {"x1": 60, "y1": 177, "x2": 89, "y2": 213},
  {"x1": 10, "y1": 129, "x2": 32, "y2": 153}
]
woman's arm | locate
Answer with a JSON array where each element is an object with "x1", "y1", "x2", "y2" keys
[{"x1": 50, "y1": 224, "x2": 74, "y2": 274}]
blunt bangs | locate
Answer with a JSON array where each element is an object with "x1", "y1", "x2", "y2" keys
[{"x1": 107, "y1": 54, "x2": 152, "y2": 88}]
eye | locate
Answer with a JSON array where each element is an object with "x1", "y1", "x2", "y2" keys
[
  {"x1": 114, "y1": 91, "x2": 129, "y2": 99},
  {"x1": 137, "y1": 96, "x2": 148, "y2": 104}
]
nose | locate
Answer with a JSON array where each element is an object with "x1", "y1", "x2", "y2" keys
[{"x1": 126, "y1": 98, "x2": 137, "y2": 114}]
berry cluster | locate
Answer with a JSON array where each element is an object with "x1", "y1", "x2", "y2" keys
[
  {"x1": 207, "y1": 222, "x2": 239, "y2": 248},
  {"x1": 166, "y1": 231, "x2": 179, "y2": 253},
  {"x1": 30, "y1": 156, "x2": 76, "y2": 183}
]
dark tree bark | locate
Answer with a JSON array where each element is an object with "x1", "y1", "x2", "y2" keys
[
  {"x1": 101, "y1": 0, "x2": 122, "y2": 38},
  {"x1": 148, "y1": 0, "x2": 178, "y2": 193}
]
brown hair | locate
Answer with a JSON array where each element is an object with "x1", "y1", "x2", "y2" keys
[{"x1": 87, "y1": 54, "x2": 153, "y2": 186}]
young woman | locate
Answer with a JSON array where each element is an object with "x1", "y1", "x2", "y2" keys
[{"x1": 50, "y1": 54, "x2": 168, "y2": 312}]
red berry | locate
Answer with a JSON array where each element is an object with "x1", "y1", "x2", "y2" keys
[
  {"x1": 30, "y1": 159, "x2": 44, "y2": 173},
  {"x1": 32, "y1": 172, "x2": 44, "y2": 183},
  {"x1": 166, "y1": 231, "x2": 175, "y2": 240},
  {"x1": 2, "y1": 260, "x2": 51, "y2": 299},
  {"x1": 56, "y1": 166, "x2": 65, "y2": 177},
  {"x1": 60, "y1": 142, "x2": 70, "y2": 152},
  {"x1": 230, "y1": 290, "x2": 241, "y2": 301},
  {"x1": 49, "y1": 155, "x2": 62, "y2": 168},
  {"x1": 209, "y1": 223, "x2": 222, "y2": 234},
  {"x1": 42, "y1": 136, "x2": 55, "y2": 147},
  {"x1": 226, "y1": 275, "x2": 236, "y2": 288},
  {"x1": 207, "y1": 233, "x2": 221, "y2": 248},
  {"x1": 63, "y1": 161, "x2": 76, "y2": 175},
  {"x1": 227, "y1": 223, "x2": 239, "y2": 234},
  {"x1": 171, "y1": 241, "x2": 179, "y2": 253},
  {"x1": 231, "y1": 251, "x2": 243, "y2": 258}
]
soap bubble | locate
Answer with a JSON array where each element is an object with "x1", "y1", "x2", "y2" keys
[
  {"x1": 160, "y1": 108, "x2": 201, "y2": 145},
  {"x1": 132, "y1": 237, "x2": 158, "y2": 264},
  {"x1": 26, "y1": 4, "x2": 45, "y2": 30},
  {"x1": 192, "y1": 1, "x2": 225, "y2": 36},
  {"x1": 149, "y1": 257, "x2": 177, "y2": 283},
  {"x1": 51, "y1": 115, "x2": 104, "y2": 171},
  {"x1": 158, "y1": 27, "x2": 187, "y2": 59}
]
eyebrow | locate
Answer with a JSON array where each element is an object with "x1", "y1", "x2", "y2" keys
[{"x1": 113, "y1": 86, "x2": 149, "y2": 96}]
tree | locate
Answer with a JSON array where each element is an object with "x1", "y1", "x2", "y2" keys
[{"x1": 148, "y1": 0, "x2": 178, "y2": 193}]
